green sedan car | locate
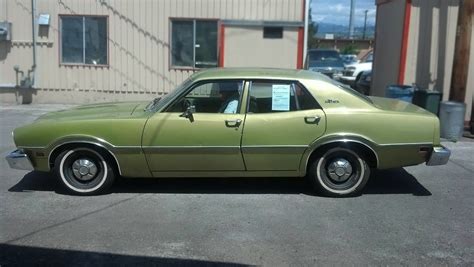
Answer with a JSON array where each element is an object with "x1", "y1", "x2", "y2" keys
[{"x1": 6, "y1": 68, "x2": 450, "y2": 197}]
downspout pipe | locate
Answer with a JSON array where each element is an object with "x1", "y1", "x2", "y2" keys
[
  {"x1": 30, "y1": 0, "x2": 37, "y2": 88},
  {"x1": 303, "y1": 0, "x2": 309, "y2": 67}
]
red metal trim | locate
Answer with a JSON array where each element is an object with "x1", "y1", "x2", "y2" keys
[
  {"x1": 398, "y1": 0, "x2": 412, "y2": 84},
  {"x1": 297, "y1": 27, "x2": 304, "y2": 69},
  {"x1": 219, "y1": 23, "x2": 225, "y2": 67}
]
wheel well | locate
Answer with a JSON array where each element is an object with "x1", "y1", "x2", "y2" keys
[
  {"x1": 306, "y1": 142, "x2": 378, "y2": 171},
  {"x1": 49, "y1": 143, "x2": 120, "y2": 174}
]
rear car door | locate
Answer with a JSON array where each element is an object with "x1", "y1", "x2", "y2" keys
[{"x1": 241, "y1": 80, "x2": 326, "y2": 171}]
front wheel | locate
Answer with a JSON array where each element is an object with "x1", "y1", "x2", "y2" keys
[
  {"x1": 308, "y1": 147, "x2": 370, "y2": 197},
  {"x1": 54, "y1": 147, "x2": 116, "y2": 195}
]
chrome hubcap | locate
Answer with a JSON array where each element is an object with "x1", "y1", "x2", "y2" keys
[
  {"x1": 327, "y1": 158, "x2": 353, "y2": 182},
  {"x1": 72, "y1": 159, "x2": 98, "y2": 181}
]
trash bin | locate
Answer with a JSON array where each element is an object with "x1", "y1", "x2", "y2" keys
[
  {"x1": 385, "y1": 85, "x2": 414, "y2": 103},
  {"x1": 412, "y1": 89, "x2": 443, "y2": 115},
  {"x1": 439, "y1": 101, "x2": 466, "y2": 141}
]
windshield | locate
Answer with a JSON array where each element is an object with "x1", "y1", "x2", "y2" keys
[
  {"x1": 146, "y1": 77, "x2": 194, "y2": 112},
  {"x1": 307, "y1": 50, "x2": 344, "y2": 68},
  {"x1": 363, "y1": 52, "x2": 374, "y2": 63}
]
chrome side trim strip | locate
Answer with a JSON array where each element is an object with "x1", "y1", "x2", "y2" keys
[
  {"x1": 241, "y1": 145, "x2": 308, "y2": 148},
  {"x1": 378, "y1": 142, "x2": 433, "y2": 147},
  {"x1": 302, "y1": 137, "x2": 380, "y2": 171},
  {"x1": 242, "y1": 145, "x2": 308, "y2": 154},
  {"x1": 47, "y1": 140, "x2": 133, "y2": 176},
  {"x1": 18, "y1": 146, "x2": 45, "y2": 150},
  {"x1": 142, "y1": 146, "x2": 241, "y2": 154}
]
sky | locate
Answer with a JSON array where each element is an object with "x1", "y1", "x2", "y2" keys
[{"x1": 311, "y1": 0, "x2": 377, "y2": 26}]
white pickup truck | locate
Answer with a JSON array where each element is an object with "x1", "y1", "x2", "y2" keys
[{"x1": 339, "y1": 52, "x2": 373, "y2": 86}]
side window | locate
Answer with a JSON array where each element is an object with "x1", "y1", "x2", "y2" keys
[
  {"x1": 167, "y1": 81, "x2": 243, "y2": 114},
  {"x1": 248, "y1": 81, "x2": 320, "y2": 113}
]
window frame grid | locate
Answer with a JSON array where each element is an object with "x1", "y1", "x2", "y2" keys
[
  {"x1": 169, "y1": 18, "x2": 219, "y2": 70},
  {"x1": 59, "y1": 14, "x2": 109, "y2": 67}
]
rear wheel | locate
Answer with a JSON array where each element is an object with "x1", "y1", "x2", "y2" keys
[
  {"x1": 308, "y1": 147, "x2": 370, "y2": 197},
  {"x1": 54, "y1": 147, "x2": 115, "y2": 195}
]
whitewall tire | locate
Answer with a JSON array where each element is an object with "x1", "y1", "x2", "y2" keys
[
  {"x1": 308, "y1": 147, "x2": 370, "y2": 197},
  {"x1": 54, "y1": 147, "x2": 115, "y2": 195}
]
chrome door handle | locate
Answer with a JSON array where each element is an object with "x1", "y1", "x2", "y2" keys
[
  {"x1": 225, "y1": 119, "x2": 242, "y2": 128},
  {"x1": 304, "y1": 116, "x2": 321, "y2": 125}
]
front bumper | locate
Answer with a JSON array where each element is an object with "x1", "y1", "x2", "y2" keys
[
  {"x1": 5, "y1": 149, "x2": 34, "y2": 170},
  {"x1": 426, "y1": 146, "x2": 451, "y2": 166},
  {"x1": 338, "y1": 76, "x2": 357, "y2": 86},
  {"x1": 339, "y1": 76, "x2": 356, "y2": 82}
]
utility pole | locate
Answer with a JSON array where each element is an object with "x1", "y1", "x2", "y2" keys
[
  {"x1": 363, "y1": 10, "x2": 368, "y2": 40},
  {"x1": 348, "y1": 0, "x2": 355, "y2": 39},
  {"x1": 450, "y1": 0, "x2": 474, "y2": 102}
]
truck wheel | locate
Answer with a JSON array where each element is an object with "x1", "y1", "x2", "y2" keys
[
  {"x1": 308, "y1": 147, "x2": 370, "y2": 197},
  {"x1": 54, "y1": 147, "x2": 115, "y2": 195}
]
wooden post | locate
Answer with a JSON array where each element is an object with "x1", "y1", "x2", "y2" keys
[{"x1": 450, "y1": 0, "x2": 474, "y2": 102}]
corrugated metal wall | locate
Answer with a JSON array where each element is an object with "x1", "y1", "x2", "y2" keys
[
  {"x1": 372, "y1": 0, "x2": 405, "y2": 97},
  {"x1": 0, "y1": 0, "x2": 303, "y2": 103},
  {"x1": 405, "y1": 0, "x2": 459, "y2": 100}
]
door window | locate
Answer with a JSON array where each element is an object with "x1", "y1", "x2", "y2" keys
[
  {"x1": 248, "y1": 81, "x2": 320, "y2": 113},
  {"x1": 166, "y1": 81, "x2": 244, "y2": 114}
]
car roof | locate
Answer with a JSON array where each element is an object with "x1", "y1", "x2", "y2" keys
[
  {"x1": 190, "y1": 68, "x2": 326, "y2": 82},
  {"x1": 307, "y1": 49, "x2": 339, "y2": 52}
]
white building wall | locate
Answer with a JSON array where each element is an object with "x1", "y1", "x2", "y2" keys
[{"x1": 0, "y1": 0, "x2": 304, "y2": 104}]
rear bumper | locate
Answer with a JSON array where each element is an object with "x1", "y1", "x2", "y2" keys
[
  {"x1": 5, "y1": 149, "x2": 34, "y2": 170},
  {"x1": 426, "y1": 146, "x2": 451, "y2": 166}
]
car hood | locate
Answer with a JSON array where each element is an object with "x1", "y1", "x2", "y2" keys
[
  {"x1": 36, "y1": 101, "x2": 150, "y2": 121},
  {"x1": 369, "y1": 96, "x2": 434, "y2": 116}
]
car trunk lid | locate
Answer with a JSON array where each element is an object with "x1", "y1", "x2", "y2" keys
[{"x1": 369, "y1": 96, "x2": 434, "y2": 116}]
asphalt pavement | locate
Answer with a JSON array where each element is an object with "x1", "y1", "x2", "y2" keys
[{"x1": 0, "y1": 104, "x2": 473, "y2": 266}]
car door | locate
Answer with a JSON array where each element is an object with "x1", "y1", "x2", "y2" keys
[
  {"x1": 142, "y1": 80, "x2": 246, "y2": 172},
  {"x1": 241, "y1": 80, "x2": 326, "y2": 171}
]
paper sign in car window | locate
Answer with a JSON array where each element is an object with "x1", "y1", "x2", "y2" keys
[{"x1": 272, "y1": 84, "x2": 290, "y2": 111}]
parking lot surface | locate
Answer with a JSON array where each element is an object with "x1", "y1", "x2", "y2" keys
[{"x1": 1, "y1": 104, "x2": 473, "y2": 266}]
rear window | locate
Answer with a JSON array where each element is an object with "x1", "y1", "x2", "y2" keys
[
  {"x1": 308, "y1": 50, "x2": 341, "y2": 61},
  {"x1": 248, "y1": 81, "x2": 320, "y2": 113},
  {"x1": 307, "y1": 50, "x2": 344, "y2": 68},
  {"x1": 329, "y1": 79, "x2": 373, "y2": 104}
]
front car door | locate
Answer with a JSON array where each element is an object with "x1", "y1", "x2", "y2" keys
[
  {"x1": 142, "y1": 80, "x2": 246, "y2": 174},
  {"x1": 241, "y1": 80, "x2": 326, "y2": 171}
]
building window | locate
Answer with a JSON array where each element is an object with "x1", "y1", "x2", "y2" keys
[
  {"x1": 171, "y1": 19, "x2": 218, "y2": 68},
  {"x1": 263, "y1": 27, "x2": 283, "y2": 39},
  {"x1": 60, "y1": 16, "x2": 108, "y2": 65}
]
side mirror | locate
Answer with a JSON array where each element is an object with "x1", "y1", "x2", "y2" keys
[{"x1": 179, "y1": 105, "x2": 195, "y2": 122}]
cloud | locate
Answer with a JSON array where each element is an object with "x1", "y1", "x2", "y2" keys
[
  {"x1": 311, "y1": 0, "x2": 376, "y2": 26},
  {"x1": 329, "y1": 4, "x2": 348, "y2": 12}
]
